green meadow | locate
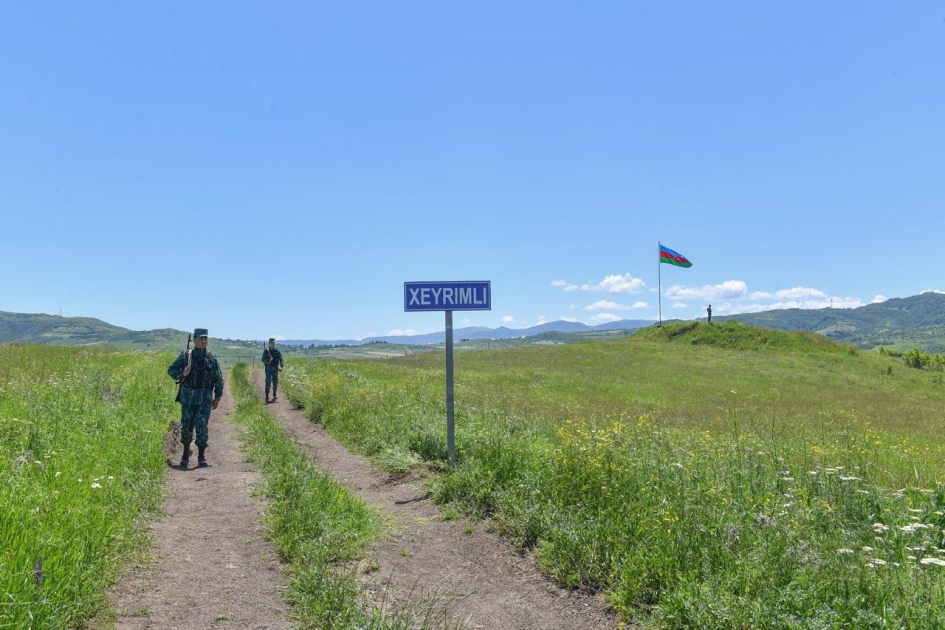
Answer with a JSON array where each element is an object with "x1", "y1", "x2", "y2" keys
[
  {"x1": 0, "y1": 346, "x2": 175, "y2": 629},
  {"x1": 283, "y1": 322, "x2": 945, "y2": 628}
]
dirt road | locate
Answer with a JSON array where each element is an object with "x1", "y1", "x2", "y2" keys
[
  {"x1": 252, "y1": 370, "x2": 615, "y2": 630},
  {"x1": 108, "y1": 374, "x2": 291, "y2": 630}
]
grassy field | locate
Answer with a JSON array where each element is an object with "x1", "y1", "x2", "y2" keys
[
  {"x1": 0, "y1": 346, "x2": 176, "y2": 628},
  {"x1": 282, "y1": 322, "x2": 945, "y2": 628},
  {"x1": 228, "y1": 364, "x2": 457, "y2": 629}
]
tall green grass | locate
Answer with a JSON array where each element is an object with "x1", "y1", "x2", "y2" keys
[
  {"x1": 0, "y1": 346, "x2": 176, "y2": 628},
  {"x1": 282, "y1": 328, "x2": 945, "y2": 628},
  {"x1": 228, "y1": 364, "x2": 456, "y2": 629}
]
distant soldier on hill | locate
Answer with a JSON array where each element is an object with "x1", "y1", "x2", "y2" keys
[
  {"x1": 262, "y1": 337, "x2": 284, "y2": 403},
  {"x1": 168, "y1": 328, "x2": 224, "y2": 468},
  {"x1": 707, "y1": 304, "x2": 712, "y2": 324}
]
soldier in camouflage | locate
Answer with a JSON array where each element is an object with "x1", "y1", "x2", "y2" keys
[
  {"x1": 168, "y1": 328, "x2": 224, "y2": 468},
  {"x1": 262, "y1": 337, "x2": 283, "y2": 404}
]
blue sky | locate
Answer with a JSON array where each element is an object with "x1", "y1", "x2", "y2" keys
[{"x1": 2, "y1": 2, "x2": 943, "y2": 340}]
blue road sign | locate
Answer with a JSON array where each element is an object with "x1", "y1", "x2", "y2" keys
[{"x1": 404, "y1": 281, "x2": 491, "y2": 312}]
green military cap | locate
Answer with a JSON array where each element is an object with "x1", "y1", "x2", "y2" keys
[
  {"x1": 194, "y1": 328, "x2": 209, "y2": 338},
  {"x1": 268, "y1": 337, "x2": 276, "y2": 342}
]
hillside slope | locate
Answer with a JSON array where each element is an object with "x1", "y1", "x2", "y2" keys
[{"x1": 721, "y1": 292, "x2": 945, "y2": 351}]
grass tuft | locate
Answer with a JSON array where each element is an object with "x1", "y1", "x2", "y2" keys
[{"x1": 0, "y1": 346, "x2": 176, "y2": 629}]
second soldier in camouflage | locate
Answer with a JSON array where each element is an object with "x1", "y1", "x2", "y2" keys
[{"x1": 262, "y1": 337, "x2": 283, "y2": 403}]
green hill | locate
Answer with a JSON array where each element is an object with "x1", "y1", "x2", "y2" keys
[
  {"x1": 635, "y1": 320, "x2": 857, "y2": 354},
  {"x1": 0, "y1": 311, "x2": 261, "y2": 365},
  {"x1": 0, "y1": 311, "x2": 188, "y2": 349},
  {"x1": 720, "y1": 292, "x2": 945, "y2": 352}
]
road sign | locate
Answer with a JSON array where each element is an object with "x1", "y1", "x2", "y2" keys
[
  {"x1": 404, "y1": 281, "x2": 491, "y2": 312},
  {"x1": 404, "y1": 280, "x2": 491, "y2": 470}
]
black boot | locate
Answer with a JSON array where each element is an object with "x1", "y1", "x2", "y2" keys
[
  {"x1": 265, "y1": 392, "x2": 270, "y2": 404},
  {"x1": 197, "y1": 446, "x2": 208, "y2": 468},
  {"x1": 180, "y1": 444, "x2": 191, "y2": 468}
]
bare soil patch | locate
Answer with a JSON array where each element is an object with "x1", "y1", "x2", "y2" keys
[
  {"x1": 253, "y1": 370, "x2": 616, "y2": 630},
  {"x1": 106, "y1": 373, "x2": 291, "y2": 630}
]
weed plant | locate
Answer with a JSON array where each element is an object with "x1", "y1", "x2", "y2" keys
[
  {"x1": 282, "y1": 326, "x2": 945, "y2": 628},
  {"x1": 0, "y1": 346, "x2": 175, "y2": 628}
]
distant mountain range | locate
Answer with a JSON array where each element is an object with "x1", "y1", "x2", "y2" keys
[
  {"x1": 721, "y1": 292, "x2": 945, "y2": 352},
  {"x1": 2, "y1": 292, "x2": 943, "y2": 354},
  {"x1": 280, "y1": 318, "x2": 654, "y2": 346}
]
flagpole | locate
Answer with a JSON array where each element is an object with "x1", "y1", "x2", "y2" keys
[{"x1": 658, "y1": 240, "x2": 662, "y2": 327}]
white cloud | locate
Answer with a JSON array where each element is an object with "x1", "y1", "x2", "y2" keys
[
  {"x1": 671, "y1": 303, "x2": 689, "y2": 309},
  {"x1": 535, "y1": 315, "x2": 548, "y2": 326},
  {"x1": 589, "y1": 312, "x2": 622, "y2": 324},
  {"x1": 772, "y1": 287, "x2": 828, "y2": 300},
  {"x1": 560, "y1": 316, "x2": 579, "y2": 323},
  {"x1": 568, "y1": 304, "x2": 579, "y2": 310},
  {"x1": 361, "y1": 332, "x2": 378, "y2": 339},
  {"x1": 460, "y1": 318, "x2": 471, "y2": 324},
  {"x1": 271, "y1": 334, "x2": 287, "y2": 340},
  {"x1": 717, "y1": 297, "x2": 864, "y2": 315},
  {"x1": 872, "y1": 295, "x2": 888, "y2": 304},
  {"x1": 749, "y1": 287, "x2": 828, "y2": 301},
  {"x1": 576, "y1": 273, "x2": 646, "y2": 294},
  {"x1": 665, "y1": 280, "x2": 748, "y2": 301},
  {"x1": 550, "y1": 279, "x2": 579, "y2": 291},
  {"x1": 386, "y1": 328, "x2": 418, "y2": 336},
  {"x1": 921, "y1": 289, "x2": 945, "y2": 295},
  {"x1": 500, "y1": 315, "x2": 515, "y2": 323},
  {"x1": 586, "y1": 300, "x2": 648, "y2": 311}
]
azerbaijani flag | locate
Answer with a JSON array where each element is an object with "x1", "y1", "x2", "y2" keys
[{"x1": 659, "y1": 243, "x2": 692, "y2": 268}]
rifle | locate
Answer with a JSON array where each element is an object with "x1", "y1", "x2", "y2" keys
[{"x1": 174, "y1": 334, "x2": 193, "y2": 403}]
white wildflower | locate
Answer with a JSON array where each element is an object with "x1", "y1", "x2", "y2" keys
[
  {"x1": 55, "y1": 471, "x2": 61, "y2": 478},
  {"x1": 920, "y1": 557, "x2": 945, "y2": 567},
  {"x1": 840, "y1": 476, "x2": 861, "y2": 482},
  {"x1": 837, "y1": 548, "x2": 854, "y2": 555},
  {"x1": 873, "y1": 523, "x2": 890, "y2": 532},
  {"x1": 862, "y1": 546, "x2": 875, "y2": 552},
  {"x1": 91, "y1": 482, "x2": 102, "y2": 489},
  {"x1": 866, "y1": 559, "x2": 887, "y2": 567},
  {"x1": 909, "y1": 509, "x2": 924, "y2": 514}
]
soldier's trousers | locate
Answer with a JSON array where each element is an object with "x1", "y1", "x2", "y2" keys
[
  {"x1": 265, "y1": 368, "x2": 279, "y2": 395},
  {"x1": 180, "y1": 403, "x2": 211, "y2": 448}
]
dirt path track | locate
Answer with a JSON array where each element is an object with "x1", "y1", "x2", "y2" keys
[
  {"x1": 109, "y1": 373, "x2": 291, "y2": 630},
  {"x1": 254, "y1": 370, "x2": 615, "y2": 630}
]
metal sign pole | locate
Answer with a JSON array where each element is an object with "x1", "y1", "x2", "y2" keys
[
  {"x1": 445, "y1": 309, "x2": 455, "y2": 470},
  {"x1": 404, "y1": 281, "x2": 490, "y2": 472}
]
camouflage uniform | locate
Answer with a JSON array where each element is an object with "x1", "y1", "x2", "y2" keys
[
  {"x1": 262, "y1": 342, "x2": 283, "y2": 400},
  {"x1": 168, "y1": 341, "x2": 224, "y2": 453}
]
